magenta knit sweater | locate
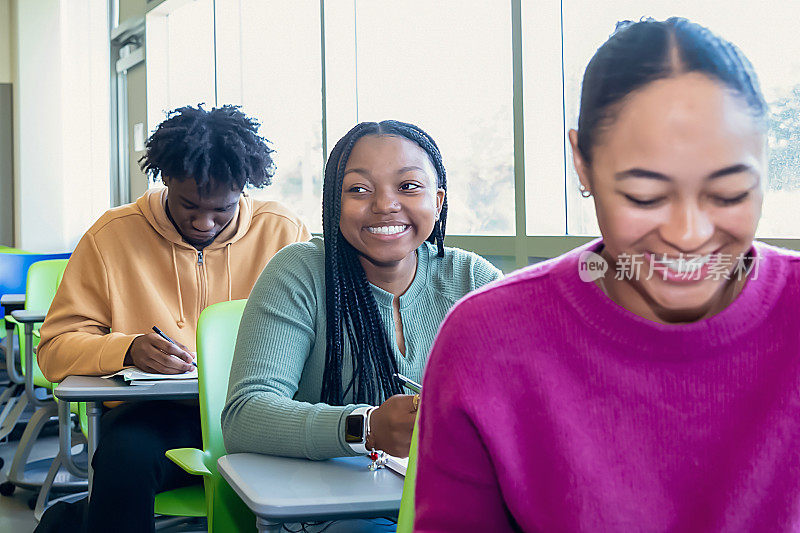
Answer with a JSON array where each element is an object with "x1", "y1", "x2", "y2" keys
[{"x1": 415, "y1": 241, "x2": 800, "y2": 532}]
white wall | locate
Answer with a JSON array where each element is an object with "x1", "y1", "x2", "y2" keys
[
  {"x1": 59, "y1": 1, "x2": 112, "y2": 247},
  {"x1": 0, "y1": 0, "x2": 11, "y2": 83},
  {"x1": 13, "y1": 0, "x2": 110, "y2": 252}
]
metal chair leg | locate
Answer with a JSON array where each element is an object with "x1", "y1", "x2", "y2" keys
[
  {"x1": 33, "y1": 400, "x2": 89, "y2": 518},
  {"x1": 56, "y1": 400, "x2": 88, "y2": 478},
  {"x1": 257, "y1": 518, "x2": 284, "y2": 533},
  {"x1": 0, "y1": 382, "x2": 20, "y2": 421},
  {"x1": 34, "y1": 451, "x2": 63, "y2": 517},
  {"x1": 0, "y1": 385, "x2": 26, "y2": 440},
  {"x1": 5, "y1": 401, "x2": 57, "y2": 482}
]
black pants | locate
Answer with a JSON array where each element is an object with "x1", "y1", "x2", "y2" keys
[{"x1": 85, "y1": 400, "x2": 202, "y2": 533}]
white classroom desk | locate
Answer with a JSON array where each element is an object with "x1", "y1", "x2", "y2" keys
[
  {"x1": 218, "y1": 453, "x2": 404, "y2": 533},
  {"x1": 53, "y1": 375, "x2": 198, "y2": 492}
]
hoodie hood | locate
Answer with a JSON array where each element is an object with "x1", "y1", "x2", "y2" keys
[
  {"x1": 136, "y1": 187, "x2": 254, "y2": 328},
  {"x1": 137, "y1": 187, "x2": 255, "y2": 250}
]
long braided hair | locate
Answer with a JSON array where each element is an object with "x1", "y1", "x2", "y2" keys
[{"x1": 320, "y1": 120, "x2": 448, "y2": 406}]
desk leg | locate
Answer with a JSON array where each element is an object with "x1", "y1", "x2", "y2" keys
[
  {"x1": 57, "y1": 399, "x2": 87, "y2": 478},
  {"x1": 86, "y1": 401, "x2": 102, "y2": 497},
  {"x1": 256, "y1": 517, "x2": 283, "y2": 533},
  {"x1": 4, "y1": 323, "x2": 22, "y2": 384},
  {"x1": 3, "y1": 324, "x2": 11, "y2": 362}
]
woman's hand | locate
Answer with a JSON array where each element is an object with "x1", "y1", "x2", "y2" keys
[{"x1": 366, "y1": 394, "x2": 417, "y2": 457}]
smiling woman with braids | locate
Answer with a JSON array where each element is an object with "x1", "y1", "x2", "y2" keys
[{"x1": 222, "y1": 120, "x2": 502, "y2": 467}]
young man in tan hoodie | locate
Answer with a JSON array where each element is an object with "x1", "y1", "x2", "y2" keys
[{"x1": 36, "y1": 105, "x2": 310, "y2": 532}]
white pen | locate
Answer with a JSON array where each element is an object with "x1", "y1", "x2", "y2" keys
[{"x1": 393, "y1": 372, "x2": 421, "y2": 393}]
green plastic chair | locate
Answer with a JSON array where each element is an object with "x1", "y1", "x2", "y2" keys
[
  {"x1": 163, "y1": 299, "x2": 255, "y2": 532},
  {"x1": 9, "y1": 259, "x2": 210, "y2": 522},
  {"x1": 12, "y1": 259, "x2": 204, "y2": 521},
  {"x1": 20, "y1": 260, "x2": 84, "y2": 421},
  {"x1": 2, "y1": 258, "x2": 88, "y2": 500},
  {"x1": 0, "y1": 248, "x2": 70, "y2": 396},
  {"x1": 7, "y1": 259, "x2": 69, "y2": 389},
  {"x1": 396, "y1": 418, "x2": 420, "y2": 533},
  {"x1": 16, "y1": 259, "x2": 81, "y2": 427}
]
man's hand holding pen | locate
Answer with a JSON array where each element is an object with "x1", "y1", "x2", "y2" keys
[{"x1": 123, "y1": 332, "x2": 195, "y2": 374}]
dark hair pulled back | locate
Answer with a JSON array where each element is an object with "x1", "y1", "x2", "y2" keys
[{"x1": 577, "y1": 17, "x2": 767, "y2": 161}]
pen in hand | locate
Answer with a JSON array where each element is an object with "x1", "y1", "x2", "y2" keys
[
  {"x1": 393, "y1": 373, "x2": 421, "y2": 393},
  {"x1": 152, "y1": 326, "x2": 197, "y2": 367}
]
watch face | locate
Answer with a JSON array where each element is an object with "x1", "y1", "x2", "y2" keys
[{"x1": 345, "y1": 414, "x2": 365, "y2": 443}]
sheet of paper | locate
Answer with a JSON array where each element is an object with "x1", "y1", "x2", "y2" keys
[
  {"x1": 385, "y1": 455, "x2": 408, "y2": 476},
  {"x1": 127, "y1": 379, "x2": 196, "y2": 386},
  {"x1": 101, "y1": 367, "x2": 197, "y2": 381}
]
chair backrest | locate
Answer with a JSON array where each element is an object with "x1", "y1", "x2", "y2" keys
[
  {"x1": 195, "y1": 299, "x2": 255, "y2": 532},
  {"x1": 25, "y1": 259, "x2": 70, "y2": 313},
  {"x1": 196, "y1": 299, "x2": 247, "y2": 471},
  {"x1": 18, "y1": 259, "x2": 70, "y2": 386},
  {"x1": 396, "y1": 418, "x2": 421, "y2": 533}
]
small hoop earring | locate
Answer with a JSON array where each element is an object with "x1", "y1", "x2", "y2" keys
[{"x1": 580, "y1": 186, "x2": 592, "y2": 198}]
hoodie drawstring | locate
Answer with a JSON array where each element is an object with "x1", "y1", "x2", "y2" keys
[
  {"x1": 171, "y1": 244, "x2": 186, "y2": 328},
  {"x1": 226, "y1": 243, "x2": 232, "y2": 302}
]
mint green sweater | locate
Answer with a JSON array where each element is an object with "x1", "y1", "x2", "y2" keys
[{"x1": 222, "y1": 237, "x2": 502, "y2": 459}]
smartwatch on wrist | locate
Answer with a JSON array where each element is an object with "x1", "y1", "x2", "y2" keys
[{"x1": 344, "y1": 406, "x2": 370, "y2": 454}]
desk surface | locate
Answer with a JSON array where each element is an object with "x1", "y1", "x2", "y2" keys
[
  {"x1": 54, "y1": 375, "x2": 198, "y2": 402},
  {"x1": 0, "y1": 293, "x2": 25, "y2": 306},
  {"x1": 218, "y1": 453, "x2": 404, "y2": 522}
]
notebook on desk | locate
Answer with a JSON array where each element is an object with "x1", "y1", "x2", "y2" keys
[
  {"x1": 101, "y1": 367, "x2": 198, "y2": 384},
  {"x1": 385, "y1": 455, "x2": 408, "y2": 476}
]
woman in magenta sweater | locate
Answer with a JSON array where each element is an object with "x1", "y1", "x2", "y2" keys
[{"x1": 415, "y1": 18, "x2": 800, "y2": 532}]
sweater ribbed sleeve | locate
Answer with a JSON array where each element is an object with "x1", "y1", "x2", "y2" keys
[
  {"x1": 222, "y1": 241, "x2": 356, "y2": 459},
  {"x1": 222, "y1": 238, "x2": 503, "y2": 459}
]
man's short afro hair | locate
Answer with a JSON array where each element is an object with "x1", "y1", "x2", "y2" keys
[{"x1": 139, "y1": 104, "x2": 275, "y2": 195}]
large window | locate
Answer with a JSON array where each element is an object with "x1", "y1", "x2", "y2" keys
[
  {"x1": 145, "y1": 0, "x2": 800, "y2": 259},
  {"x1": 212, "y1": 0, "x2": 514, "y2": 234},
  {"x1": 216, "y1": 1, "x2": 324, "y2": 231},
  {"x1": 561, "y1": 0, "x2": 800, "y2": 238},
  {"x1": 146, "y1": 0, "x2": 215, "y2": 147},
  {"x1": 345, "y1": 1, "x2": 515, "y2": 236}
]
